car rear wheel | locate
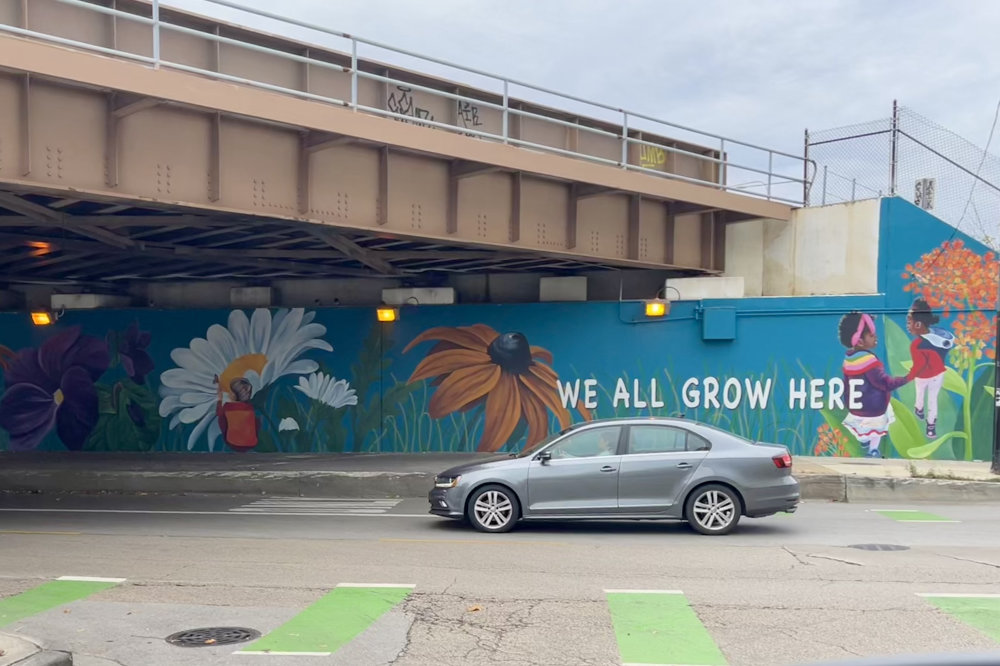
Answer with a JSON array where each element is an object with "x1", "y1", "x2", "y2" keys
[
  {"x1": 467, "y1": 485, "x2": 520, "y2": 533},
  {"x1": 685, "y1": 484, "x2": 742, "y2": 535}
]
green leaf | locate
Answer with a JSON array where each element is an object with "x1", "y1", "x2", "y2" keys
[
  {"x1": 942, "y1": 366, "x2": 967, "y2": 396},
  {"x1": 84, "y1": 380, "x2": 162, "y2": 452},
  {"x1": 906, "y1": 431, "x2": 966, "y2": 459},
  {"x1": 885, "y1": 318, "x2": 914, "y2": 377},
  {"x1": 970, "y1": 368, "x2": 997, "y2": 460},
  {"x1": 886, "y1": 398, "x2": 926, "y2": 458},
  {"x1": 96, "y1": 384, "x2": 116, "y2": 415}
]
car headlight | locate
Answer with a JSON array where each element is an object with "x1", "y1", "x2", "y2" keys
[{"x1": 435, "y1": 475, "x2": 461, "y2": 489}]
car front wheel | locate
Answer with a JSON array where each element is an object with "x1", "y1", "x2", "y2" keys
[
  {"x1": 685, "y1": 484, "x2": 742, "y2": 535},
  {"x1": 467, "y1": 485, "x2": 520, "y2": 533}
]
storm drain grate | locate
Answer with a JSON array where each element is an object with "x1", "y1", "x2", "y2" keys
[
  {"x1": 166, "y1": 627, "x2": 261, "y2": 647},
  {"x1": 848, "y1": 544, "x2": 910, "y2": 551}
]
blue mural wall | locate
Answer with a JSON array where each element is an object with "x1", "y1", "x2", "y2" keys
[{"x1": 0, "y1": 198, "x2": 995, "y2": 459}]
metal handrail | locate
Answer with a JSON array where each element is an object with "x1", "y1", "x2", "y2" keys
[{"x1": 0, "y1": 0, "x2": 815, "y2": 204}]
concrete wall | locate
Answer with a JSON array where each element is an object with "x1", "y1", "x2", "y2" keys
[
  {"x1": 725, "y1": 199, "x2": 881, "y2": 297},
  {"x1": 3, "y1": 270, "x2": 676, "y2": 312}
]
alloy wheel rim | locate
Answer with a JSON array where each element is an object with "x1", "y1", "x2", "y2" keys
[
  {"x1": 692, "y1": 490, "x2": 736, "y2": 531},
  {"x1": 473, "y1": 490, "x2": 513, "y2": 529}
]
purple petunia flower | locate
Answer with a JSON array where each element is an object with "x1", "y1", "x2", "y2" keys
[
  {"x1": 0, "y1": 327, "x2": 110, "y2": 451},
  {"x1": 117, "y1": 322, "x2": 154, "y2": 385}
]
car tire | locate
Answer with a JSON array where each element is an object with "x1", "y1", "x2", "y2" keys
[
  {"x1": 467, "y1": 485, "x2": 520, "y2": 533},
  {"x1": 684, "y1": 484, "x2": 742, "y2": 536}
]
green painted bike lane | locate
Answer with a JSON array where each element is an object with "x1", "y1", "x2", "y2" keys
[
  {"x1": 919, "y1": 593, "x2": 1000, "y2": 643},
  {"x1": 0, "y1": 576, "x2": 125, "y2": 627},
  {"x1": 605, "y1": 589, "x2": 727, "y2": 666},
  {"x1": 240, "y1": 583, "x2": 415, "y2": 656}
]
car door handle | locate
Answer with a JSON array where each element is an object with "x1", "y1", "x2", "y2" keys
[
  {"x1": 600, "y1": 465, "x2": 617, "y2": 472},
  {"x1": 676, "y1": 462, "x2": 693, "y2": 469}
]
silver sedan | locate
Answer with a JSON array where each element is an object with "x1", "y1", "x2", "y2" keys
[{"x1": 428, "y1": 417, "x2": 800, "y2": 535}]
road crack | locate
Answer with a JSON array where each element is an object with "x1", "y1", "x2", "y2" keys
[
  {"x1": 782, "y1": 546, "x2": 814, "y2": 566},
  {"x1": 806, "y1": 553, "x2": 864, "y2": 566},
  {"x1": 939, "y1": 553, "x2": 1000, "y2": 569}
]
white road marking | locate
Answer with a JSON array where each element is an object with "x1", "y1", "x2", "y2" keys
[
  {"x1": 603, "y1": 589, "x2": 683, "y2": 594},
  {"x1": 238, "y1": 651, "x2": 333, "y2": 656},
  {"x1": 56, "y1": 576, "x2": 126, "y2": 583},
  {"x1": 336, "y1": 583, "x2": 416, "y2": 588},
  {"x1": 0, "y1": 508, "x2": 433, "y2": 518},
  {"x1": 917, "y1": 593, "x2": 1000, "y2": 598}
]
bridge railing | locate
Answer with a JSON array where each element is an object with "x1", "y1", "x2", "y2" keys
[{"x1": 0, "y1": 0, "x2": 815, "y2": 206}]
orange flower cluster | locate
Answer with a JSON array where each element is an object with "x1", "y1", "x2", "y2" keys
[
  {"x1": 903, "y1": 240, "x2": 998, "y2": 364},
  {"x1": 813, "y1": 424, "x2": 851, "y2": 457},
  {"x1": 903, "y1": 240, "x2": 997, "y2": 314},
  {"x1": 953, "y1": 311, "x2": 997, "y2": 366}
]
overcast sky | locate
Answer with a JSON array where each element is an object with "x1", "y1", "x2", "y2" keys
[{"x1": 164, "y1": 0, "x2": 1000, "y2": 158}]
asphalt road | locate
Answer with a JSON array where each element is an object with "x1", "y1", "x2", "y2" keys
[{"x1": 1, "y1": 493, "x2": 999, "y2": 666}]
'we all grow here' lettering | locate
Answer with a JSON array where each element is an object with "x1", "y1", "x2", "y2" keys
[{"x1": 557, "y1": 377, "x2": 866, "y2": 412}]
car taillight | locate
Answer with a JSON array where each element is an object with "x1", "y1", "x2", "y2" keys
[{"x1": 773, "y1": 453, "x2": 792, "y2": 469}]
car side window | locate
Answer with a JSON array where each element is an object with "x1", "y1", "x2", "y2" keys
[
  {"x1": 546, "y1": 426, "x2": 622, "y2": 459},
  {"x1": 627, "y1": 425, "x2": 689, "y2": 454},
  {"x1": 688, "y1": 432, "x2": 711, "y2": 451}
]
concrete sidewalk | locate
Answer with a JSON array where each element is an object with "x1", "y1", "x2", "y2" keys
[{"x1": 0, "y1": 452, "x2": 997, "y2": 503}]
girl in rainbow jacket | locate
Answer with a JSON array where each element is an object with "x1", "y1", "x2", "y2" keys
[{"x1": 839, "y1": 312, "x2": 913, "y2": 458}]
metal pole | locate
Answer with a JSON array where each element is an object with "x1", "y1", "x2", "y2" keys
[
  {"x1": 766, "y1": 150, "x2": 773, "y2": 199},
  {"x1": 822, "y1": 165, "x2": 828, "y2": 205},
  {"x1": 889, "y1": 99, "x2": 899, "y2": 197},
  {"x1": 719, "y1": 139, "x2": 726, "y2": 186},
  {"x1": 803, "y1": 128, "x2": 810, "y2": 205},
  {"x1": 350, "y1": 38, "x2": 358, "y2": 110},
  {"x1": 621, "y1": 111, "x2": 629, "y2": 167},
  {"x1": 151, "y1": 0, "x2": 160, "y2": 68},
  {"x1": 852, "y1": 178, "x2": 857, "y2": 201},
  {"x1": 502, "y1": 80, "x2": 509, "y2": 143}
]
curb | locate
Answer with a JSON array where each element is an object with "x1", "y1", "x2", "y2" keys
[
  {"x1": 798, "y1": 474, "x2": 1000, "y2": 503},
  {"x1": 0, "y1": 470, "x2": 436, "y2": 499},
  {"x1": 0, "y1": 632, "x2": 72, "y2": 666},
  {"x1": 15, "y1": 653, "x2": 72, "y2": 666},
  {"x1": 2, "y1": 470, "x2": 998, "y2": 503}
]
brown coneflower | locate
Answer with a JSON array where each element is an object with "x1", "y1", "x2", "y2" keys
[{"x1": 404, "y1": 324, "x2": 590, "y2": 452}]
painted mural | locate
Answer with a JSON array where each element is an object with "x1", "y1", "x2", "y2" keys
[{"x1": 0, "y1": 199, "x2": 996, "y2": 460}]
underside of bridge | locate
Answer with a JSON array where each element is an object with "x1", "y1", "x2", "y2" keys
[{"x1": 0, "y1": 0, "x2": 796, "y2": 299}]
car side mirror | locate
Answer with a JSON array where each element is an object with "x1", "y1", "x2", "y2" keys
[{"x1": 535, "y1": 451, "x2": 552, "y2": 464}]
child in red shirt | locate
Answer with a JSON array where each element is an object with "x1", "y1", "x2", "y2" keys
[
  {"x1": 905, "y1": 298, "x2": 954, "y2": 438},
  {"x1": 214, "y1": 375, "x2": 261, "y2": 451}
]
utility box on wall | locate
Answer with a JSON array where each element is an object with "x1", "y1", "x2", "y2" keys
[{"x1": 702, "y1": 307, "x2": 737, "y2": 340}]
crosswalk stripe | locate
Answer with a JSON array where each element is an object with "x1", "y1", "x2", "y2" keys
[{"x1": 229, "y1": 498, "x2": 402, "y2": 516}]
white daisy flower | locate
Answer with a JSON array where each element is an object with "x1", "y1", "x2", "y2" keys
[
  {"x1": 295, "y1": 372, "x2": 358, "y2": 409},
  {"x1": 158, "y1": 308, "x2": 332, "y2": 450},
  {"x1": 278, "y1": 417, "x2": 300, "y2": 432}
]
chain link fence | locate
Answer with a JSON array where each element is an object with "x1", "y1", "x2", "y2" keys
[{"x1": 805, "y1": 104, "x2": 1000, "y2": 248}]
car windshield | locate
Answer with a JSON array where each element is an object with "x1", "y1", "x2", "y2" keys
[{"x1": 516, "y1": 428, "x2": 572, "y2": 458}]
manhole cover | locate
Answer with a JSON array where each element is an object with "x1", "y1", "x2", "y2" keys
[
  {"x1": 165, "y1": 627, "x2": 260, "y2": 648},
  {"x1": 848, "y1": 544, "x2": 910, "y2": 551}
]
